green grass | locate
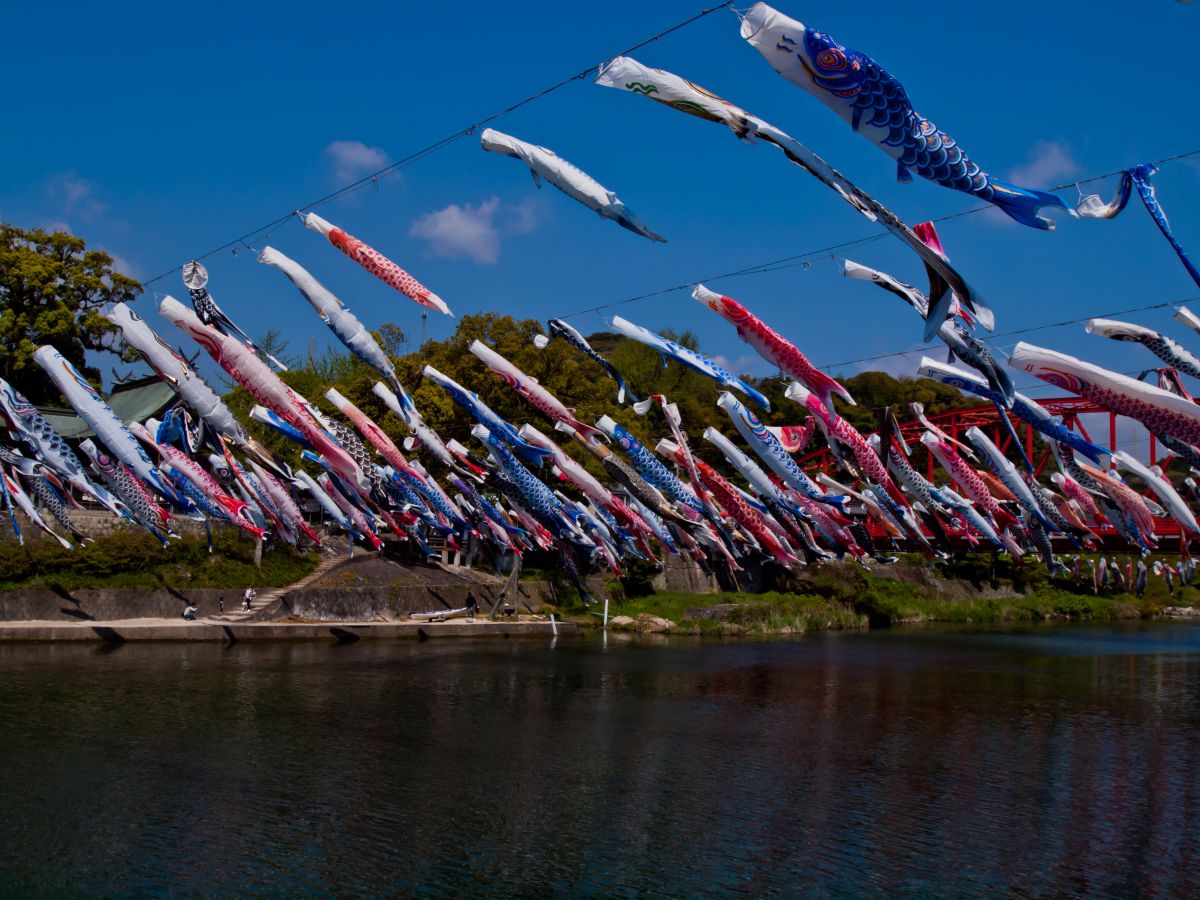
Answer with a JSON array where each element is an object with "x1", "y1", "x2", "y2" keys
[
  {"x1": 835, "y1": 555, "x2": 1167, "y2": 625},
  {"x1": 0, "y1": 529, "x2": 318, "y2": 591},
  {"x1": 542, "y1": 551, "x2": 1181, "y2": 636},
  {"x1": 854, "y1": 578, "x2": 1156, "y2": 625},
  {"x1": 546, "y1": 588, "x2": 866, "y2": 636}
]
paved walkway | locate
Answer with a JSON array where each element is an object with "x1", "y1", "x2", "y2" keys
[{"x1": 0, "y1": 616, "x2": 575, "y2": 642}]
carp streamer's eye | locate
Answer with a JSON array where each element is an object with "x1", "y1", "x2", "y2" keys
[{"x1": 816, "y1": 48, "x2": 846, "y2": 71}]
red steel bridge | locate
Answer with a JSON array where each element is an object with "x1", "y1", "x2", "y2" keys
[{"x1": 795, "y1": 398, "x2": 1191, "y2": 545}]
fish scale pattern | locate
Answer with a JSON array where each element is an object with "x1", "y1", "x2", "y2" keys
[{"x1": 329, "y1": 228, "x2": 442, "y2": 312}]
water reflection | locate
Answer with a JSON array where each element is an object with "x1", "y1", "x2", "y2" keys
[{"x1": 0, "y1": 624, "x2": 1197, "y2": 896}]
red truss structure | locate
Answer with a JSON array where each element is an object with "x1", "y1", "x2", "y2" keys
[{"x1": 795, "y1": 398, "x2": 1190, "y2": 545}]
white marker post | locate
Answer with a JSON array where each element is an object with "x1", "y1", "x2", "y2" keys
[
  {"x1": 603, "y1": 594, "x2": 610, "y2": 629},
  {"x1": 549, "y1": 614, "x2": 558, "y2": 637}
]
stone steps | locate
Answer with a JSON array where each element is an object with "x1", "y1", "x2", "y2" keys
[{"x1": 207, "y1": 551, "x2": 352, "y2": 623}]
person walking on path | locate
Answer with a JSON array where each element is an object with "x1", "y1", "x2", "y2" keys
[{"x1": 242, "y1": 587, "x2": 256, "y2": 612}]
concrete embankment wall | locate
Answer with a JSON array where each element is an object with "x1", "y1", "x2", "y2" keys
[
  {"x1": 0, "y1": 554, "x2": 556, "y2": 623},
  {"x1": 0, "y1": 588, "x2": 242, "y2": 622},
  {"x1": 277, "y1": 580, "x2": 552, "y2": 621},
  {"x1": 0, "y1": 552, "x2": 721, "y2": 624}
]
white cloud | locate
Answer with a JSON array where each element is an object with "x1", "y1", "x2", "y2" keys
[
  {"x1": 713, "y1": 353, "x2": 772, "y2": 378},
  {"x1": 409, "y1": 196, "x2": 543, "y2": 265},
  {"x1": 46, "y1": 172, "x2": 105, "y2": 220},
  {"x1": 1008, "y1": 139, "x2": 1080, "y2": 188},
  {"x1": 411, "y1": 197, "x2": 501, "y2": 264},
  {"x1": 503, "y1": 198, "x2": 541, "y2": 235},
  {"x1": 325, "y1": 140, "x2": 390, "y2": 183},
  {"x1": 104, "y1": 251, "x2": 139, "y2": 279}
]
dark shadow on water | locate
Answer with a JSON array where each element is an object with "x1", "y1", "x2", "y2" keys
[
  {"x1": 89, "y1": 626, "x2": 126, "y2": 643},
  {"x1": 329, "y1": 627, "x2": 361, "y2": 643}
]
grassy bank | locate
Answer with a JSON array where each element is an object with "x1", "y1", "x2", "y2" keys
[
  {"x1": 596, "y1": 590, "x2": 868, "y2": 635},
  {"x1": 547, "y1": 553, "x2": 1184, "y2": 636},
  {"x1": 0, "y1": 530, "x2": 318, "y2": 591}
]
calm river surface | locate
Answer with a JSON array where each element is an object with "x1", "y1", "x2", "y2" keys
[{"x1": 1, "y1": 623, "x2": 1198, "y2": 897}]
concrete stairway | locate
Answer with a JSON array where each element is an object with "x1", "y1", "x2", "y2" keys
[{"x1": 208, "y1": 551, "x2": 352, "y2": 623}]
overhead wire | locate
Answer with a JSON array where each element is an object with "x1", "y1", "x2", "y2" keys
[
  {"x1": 549, "y1": 148, "x2": 1200, "y2": 327},
  {"x1": 136, "y1": 0, "x2": 735, "y2": 289},
  {"x1": 814, "y1": 293, "x2": 1200, "y2": 373},
  {"x1": 124, "y1": 2, "x2": 1200, "y2": 391}
]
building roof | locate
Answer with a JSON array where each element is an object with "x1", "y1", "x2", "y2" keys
[{"x1": 37, "y1": 376, "x2": 177, "y2": 440}]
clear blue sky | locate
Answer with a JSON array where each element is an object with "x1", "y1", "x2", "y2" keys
[{"x1": 4, "y1": 0, "x2": 1200, "y2": 413}]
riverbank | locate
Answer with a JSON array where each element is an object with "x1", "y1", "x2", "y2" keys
[
  {"x1": 0, "y1": 550, "x2": 1192, "y2": 642},
  {"x1": 551, "y1": 554, "x2": 1193, "y2": 636},
  {"x1": 0, "y1": 616, "x2": 576, "y2": 643}
]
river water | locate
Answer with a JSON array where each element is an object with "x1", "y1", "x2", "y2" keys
[{"x1": 1, "y1": 623, "x2": 1198, "y2": 897}]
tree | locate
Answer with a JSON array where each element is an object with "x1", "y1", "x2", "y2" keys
[
  {"x1": 0, "y1": 224, "x2": 141, "y2": 403},
  {"x1": 373, "y1": 323, "x2": 407, "y2": 358}
]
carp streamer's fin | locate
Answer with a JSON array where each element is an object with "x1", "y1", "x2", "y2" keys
[
  {"x1": 986, "y1": 180, "x2": 1071, "y2": 231},
  {"x1": 1077, "y1": 171, "x2": 1133, "y2": 220}
]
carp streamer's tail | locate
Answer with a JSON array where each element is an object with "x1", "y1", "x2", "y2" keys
[{"x1": 987, "y1": 180, "x2": 1071, "y2": 231}]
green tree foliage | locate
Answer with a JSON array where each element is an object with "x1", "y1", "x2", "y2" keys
[
  {"x1": 227, "y1": 310, "x2": 984, "y2": 486},
  {"x1": 0, "y1": 528, "x2": 315, "y2": 590},
  {"x1": 0, "y1": 224, "x2": 141, "y2": 403},
  {"x1": 832, "y1": 370, "x2": 978, "y2": 434}
]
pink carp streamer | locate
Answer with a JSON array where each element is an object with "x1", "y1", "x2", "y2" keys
[
  {"x1": 1079, "y1": 463, "x2": 1157, "y2": 543},
  {"x1": 325, "y1": 388, "x2": 424, "y2": 482},
  {"x1": 665, "y1": 443, "x2": 799, "y2": 565},
  {"x1": 1012, "y1": 341, "x2": 1200, "y2": 449},
  {"x1": 131, "y1": 424, "x2": 266, "y2": 538},
  {"x1": 248, "y1": 458, "x2": 322, "y2": 546},
  {"x1": 693, "y1": 285, "x2": 852, "y2": 414},
  {"x1": 785, "y1": 382, "x2": 909, "y2": 509},
  {"x1": 920, "y1": 431, "x2": 1014, "y2": 530},
  {"x1": 470, "y1": 341, "x2": 603, "y2": 441},
  {"x1": 304, "y1": 213, "x2": 452, "y2": 317},
  {"x1": 159, "y1": 296, "x2": 367, "y2": 493},
  {"x1": 1050, "y1": 473, "x2": 1100, "y2": 520}
]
